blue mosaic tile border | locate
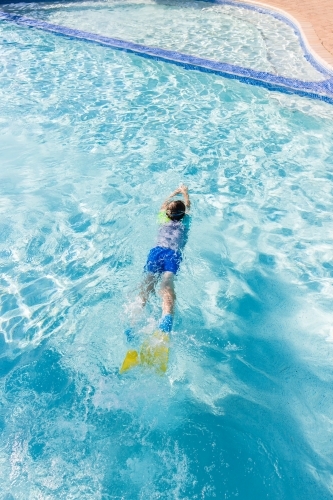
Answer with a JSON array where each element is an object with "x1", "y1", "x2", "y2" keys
[{"x1": 0, "y1": 8, "x2": 333, "y2": 105}]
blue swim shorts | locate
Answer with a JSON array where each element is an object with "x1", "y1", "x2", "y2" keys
[{"x1": 144, "y1": 246, "x2": 182, "y2": 274}]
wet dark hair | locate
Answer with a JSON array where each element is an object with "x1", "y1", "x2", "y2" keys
[{"x1": 166, "y1": 200, "x2": 186, "y2": 221}]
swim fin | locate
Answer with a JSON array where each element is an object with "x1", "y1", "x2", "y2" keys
[
  {"x1": 119, "y1": 349, "x2": 140, "y2": 374},
  {"x1": 140, "y1": 331, "x2": 170, "y2": 374},
  {"x1": 119, "y1": 331, "x2": 170, "y2": 374}
]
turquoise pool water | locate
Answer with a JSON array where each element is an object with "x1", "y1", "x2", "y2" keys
[
  {"x1": 8, "y1": 0, "x2": 326, "y2": 81},
  {"x1": 1, "y1": 14, "x2": 333, "y2": 500}
]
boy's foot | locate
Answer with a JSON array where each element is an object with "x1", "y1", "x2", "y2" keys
[
  {"x1": 124, "y1": 327, "x2": 136, "y2": 343},
  {"x1": 159, "y1": 314, "x2": 173, "y2": 333}
]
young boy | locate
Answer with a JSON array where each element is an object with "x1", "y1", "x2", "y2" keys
[
  {"x1": 139, "y1": 184, "x2": 191, "y2": 333},
  {"x1": 119, "y1": 186, "x2": 190, "y2": 374},
  {"x1": 123, "y1": 185, "x2": 190, "y2": 353}
]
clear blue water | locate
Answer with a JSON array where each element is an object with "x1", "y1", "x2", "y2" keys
[
  {"x1": 1, "y1": 19, "x2": 333, "y2": 500},
  {"x1": 8, "y1": 0, "x2": 326, "y2": 81}
]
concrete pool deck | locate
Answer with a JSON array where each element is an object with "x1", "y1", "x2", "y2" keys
[{"x1": 238, "y1": 0, "x2": 333, "y2": 68}]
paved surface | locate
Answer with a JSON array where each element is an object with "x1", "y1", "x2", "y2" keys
[{"x1": 236, "y1": 0, "x2": 333, "y2": 68}]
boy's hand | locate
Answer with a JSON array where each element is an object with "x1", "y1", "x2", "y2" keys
[
  {"x1": 161, "y1": 185, "x2": 190, "y2": 210},
  {"x1": 179, "y1": 185, "x2": 190, "y2": 208},
  {"x1": 170, "y1": 186, "x2": 188, "y2": 197}
]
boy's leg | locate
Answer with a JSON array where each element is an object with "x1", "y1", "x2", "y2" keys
[
  {"x1": 124, "y1": 272, "x2": 158, "y2": 343},
  {"x1": 160, "y1": 271, "x2": 176, "y2": 316},
  {"x1": 140, "y1": 272, "x2": 158, "y2": 307}
]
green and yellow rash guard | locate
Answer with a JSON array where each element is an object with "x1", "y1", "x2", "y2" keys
[{"x1": 156, "y1": 210, "x2": 191, "y2": 252}]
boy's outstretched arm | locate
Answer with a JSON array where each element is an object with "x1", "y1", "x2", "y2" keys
[
  {"x1": 180, "y1": 184, "x2": 190, "y2": 209},
  {"x1": 161, "y1": 185, "x2": 190, "y2": 210},
  {"x1": 161, "y1": 187, "x2": 182, "y2": 210}
]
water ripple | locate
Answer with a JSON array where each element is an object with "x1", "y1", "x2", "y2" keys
[{"x1": 0, "y1": 21, "x2": 333, "y2": 499}]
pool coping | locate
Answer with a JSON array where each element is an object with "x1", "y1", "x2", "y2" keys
[
  {"x1": 1, "y1": 2, "x2": 333, "y2": 104},
  {"x1": 233, "y1": 0, "x2": 333, "y2": 69}
]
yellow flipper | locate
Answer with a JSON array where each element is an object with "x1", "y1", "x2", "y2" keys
[
  {"x1": 119, "y1": 331, "x2": 170, "y2": 374},
  {"x1": 119, "y1": 349, "x2": 140, "y2": 374},
  {"x1": 140, "y1": 332, "x2": 170, "y2": 374}
]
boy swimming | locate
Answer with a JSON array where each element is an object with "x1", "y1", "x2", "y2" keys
[
  {"x1": 120, "y1": 185, "x2": 190, "y2": 373},
  {"x1": 139, "y1": 184, "x2": 191, "y2": 332}
]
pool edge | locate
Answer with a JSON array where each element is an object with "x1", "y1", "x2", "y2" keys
[
  {"x1": 1, "y1": 8, "x2": 333, "y2": 105},
  {"x1": 232, "y1": 0, "x2": 333, "y2": 70}
]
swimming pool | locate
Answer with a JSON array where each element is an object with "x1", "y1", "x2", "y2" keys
[
  {"x1": 5, "y1": 0, "x2": 327, "y2": 81},
  {"x1": 2, "y1": 0, "x2": 333, "y2": 101},
  {"x1": 1, "y1": 2, "x2": 333, "y2": 499}
]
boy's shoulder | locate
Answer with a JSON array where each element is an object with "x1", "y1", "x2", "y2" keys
[
  {"x1": 157, "y1": 210, "x2": 169, "y2": 224},
  {"x1": 157, "y1": 210, "x2": 191, "y2": 226}
]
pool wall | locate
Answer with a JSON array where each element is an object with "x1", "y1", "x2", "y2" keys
[{"x1": 1, "y1": 0, "x2": 333, "y2": 103}]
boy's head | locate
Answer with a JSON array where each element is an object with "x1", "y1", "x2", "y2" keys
[{"x1": 166, "y1": 200, "x2": 186, "y2": 221}]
